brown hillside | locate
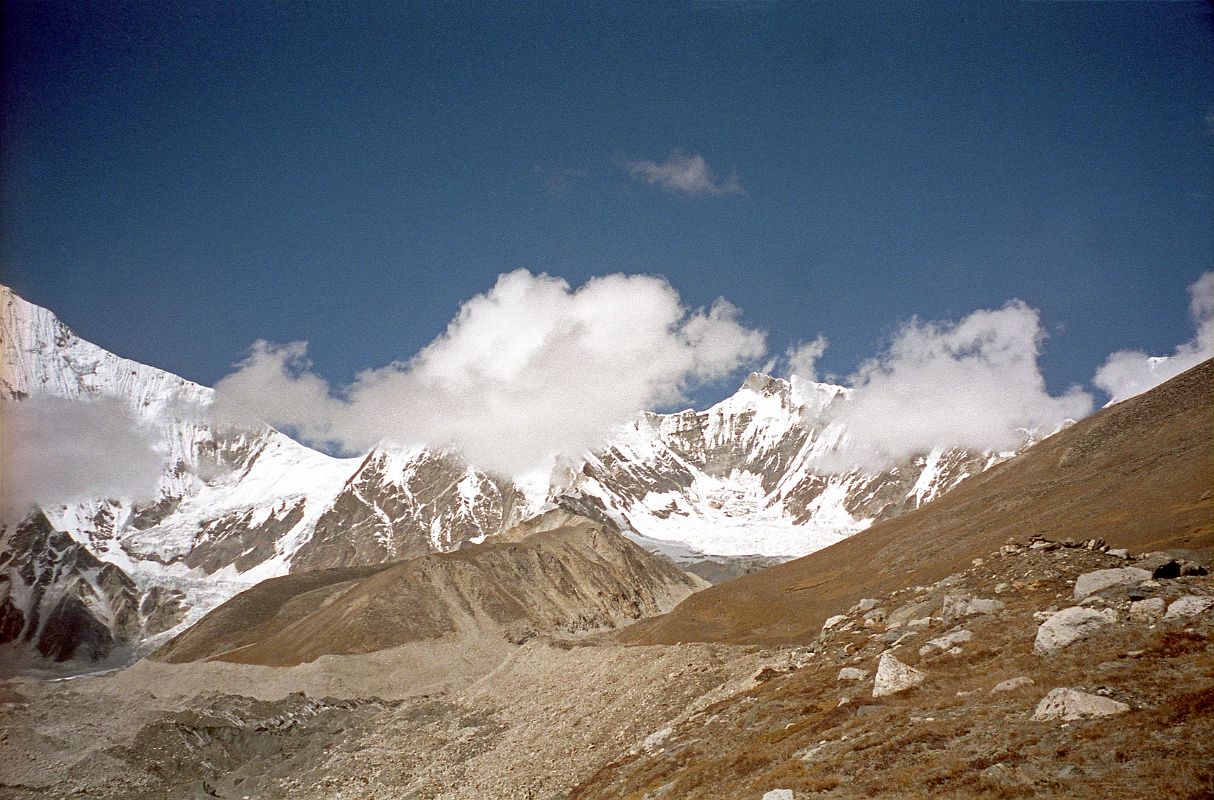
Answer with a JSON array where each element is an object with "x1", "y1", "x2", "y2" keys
[
  {"x1": 155, "y1": 513, "x2": 705, "y2": 666},
  {"x1": 622, "y1": 358, "x2": 1214, "y2": 647}
]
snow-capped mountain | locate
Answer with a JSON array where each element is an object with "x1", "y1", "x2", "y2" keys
[
  {"x1": 557, "y1": 373, "x2": 1015, "y2": 559},
  {"x1": 0, "y1": 285, "x2": 1029, "y2": 668},
  {"x1": 0, "y1": 286, "x2": 527, "y2": 667}
]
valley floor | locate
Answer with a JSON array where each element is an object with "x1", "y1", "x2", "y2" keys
[
  {"x1": 1, "y1": 539, "x2": 1211, "y2": 800},
  {"x1": 0, "y1": 635, "x2": 780, "y2": 799}
]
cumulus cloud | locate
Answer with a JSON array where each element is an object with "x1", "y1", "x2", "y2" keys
[
  {"x1": 785, "y1": 336, "x2": 830, "y2": 382},
  {"x1": 816, "y1": 301, "x2": 1093, "y2": 473},
  {"x1": 1093, "y1": 271, "x2": 1213, "y2": 405},
  {"x1": 215, "y1": 270, "x2": 767, "y2": 476},
  {"x1": 624, "y1": 152, "x2": 744, "y2": 196},
  {"x1": 0, "y1": 397, "x2": 165, "y2": 522}
]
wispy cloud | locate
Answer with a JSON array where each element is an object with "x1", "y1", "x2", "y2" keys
[
  {"x1": 536, "y1": 165, "x2": 587, "y2": 196},
  {"x1": 1093, "y1": 271, "x2": 1213, "y2": 404},
  {"x1": 0, "y1": 397, "x2": 165, "y2": 521},
  {"x1": 816, "y1": 302, "x2": 1093, "y2": 473},
  {"x1": 624, "y1": 152, "x2": 744, "y2": 197},
  {"x1": 784, "y1": 335, "x2": 830, "y2": 382}
]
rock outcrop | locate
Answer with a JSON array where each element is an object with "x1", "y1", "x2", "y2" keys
[
  {"x1": 1033, "y1": 607, "x2": 1118, "y2": 655},
  {"x1": 0, "y1": 513, "x2": 185, "y2": 666},
  {"x1": 872, "y1": 652, "x2": 925, "y2": 697},
  {"x1": 1031, "y1": 688, "x2": 1130, "y2": 721}
]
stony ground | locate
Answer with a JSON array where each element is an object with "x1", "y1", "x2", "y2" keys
[
  {"x1": 1, "y1": 537, "x2": 1210, "y2": 799},
  {"x1": 572, "y1": 538, "x2": 1214, "y2": 799},
  {"x1": 0, "y1": 634, "x2": 779, "y2": 799}
]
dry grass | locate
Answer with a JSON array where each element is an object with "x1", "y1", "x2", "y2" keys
[{"x1": 573, "y1": 544, "x2": 1214, "y2": 799}]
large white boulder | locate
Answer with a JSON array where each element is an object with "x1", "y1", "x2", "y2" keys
[
  {"x1": 872, "y1": 652, "x2": 926, "y2": 697},
  {"x1": 762, "y1": 790, "x2": 794, "y2": 800},
  {"x1": 1165, "y1": 595, "x2": 1214, "y2": 619},
  {"x1": 1034, "y1": 607, "x2": 1117, "y2": 655},
  {"x1": 822, "y1": 614, "x2": 848, "y2": 632},
  {"x1": 1032, "y1": 688, "x2": 1129, "y2": 721},
  {"x1": 1073, "y1": 567, "x2": 1151, "y2": 600},
  {"x1": 920, "y1": 628, "x2": 973, "y2": 656},
  {"x1": 990, "y1": 676, "x2": 1034, "y2": 694}
]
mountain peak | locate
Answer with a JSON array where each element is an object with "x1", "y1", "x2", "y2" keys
[{"x1": 740, "y1": 371, "x2": 789, "y2": 396}]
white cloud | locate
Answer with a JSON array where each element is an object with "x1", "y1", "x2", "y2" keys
[
  {"x1": 817, "y1": 301, "x2": 1093, "y2": 473},
  {"x1": 1093, "y1": 271, "x2": 1214, "y2": 404},
  {"x1": 785, "y1": 336, "x2": 829, "y2": 382},
  {"x1": 624, "y1": 152, "x2": 744, "y2": 196},
  {"x1": 215, "y1": 270, "x2": 767, "y2": 476},
  {"x1": 0, "y1": 397, "x2": 165, "y2": 522}
]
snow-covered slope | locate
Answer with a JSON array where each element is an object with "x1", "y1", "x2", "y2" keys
[
  {"x1": 555, "y1": 373, "x2": 1017, "y2": 558},
  {"x1": 0, "y1": 286, "x2": 527, "y2": 668}
]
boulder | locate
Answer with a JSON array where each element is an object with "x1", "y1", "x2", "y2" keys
[
  {"x1": 1072, "y1": 568, "x2": 1151, "y2": 600},
  {"x1": 941, "y1": 594, "x2": 1005, "y2": 623},
  {"x1": 872, "y1": 652, "x2": 926, "y2": 697},
  {"x1": 1128, "y1": 597, "x2": 1166, "y2": 622},
  {"x1": 821, "y1": 614, "x2": 848, "y2": 632},
  {"x1": 1031, "y1": 688, "x2": 1130, "y2": 721},
  {"x1": 1107, "y1": 548, "x2": 1130, "y2": 560},
  {"x1": 1164, "y1": 595, "x2": 1214, "y2": 619},
  {"x1": 886, "y1": 597, "x2": 942, "y2": 629},
  {"x1": 762, "y1": 790, "x2": 794, "y2": 800},
  {"x1": 1034, "y1": 607, "x2": 1117, "y2": 655},
  {"x1": 991, "y1": 676, "x2": 1035, "y2": 694},
  {"x1": 1134, "y1": 553, "x2": 1208, "y2": 579},
  {"x1": 837, "y1": 667, "x2": 868, "y2": 682},
  {"x1": 919, "y1": 628, "x2": 972, "y2": 656}
]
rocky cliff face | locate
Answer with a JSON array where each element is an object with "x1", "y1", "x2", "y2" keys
[
  {"x1": 292, "y1": 446, "x2": 528, "y2": 570},
  {"x1": 558, "y1": 372, "x2": 1004, "y2": 558},
  {"x1": 0, "y1": 513, "x2": 185, "y2": 666}
]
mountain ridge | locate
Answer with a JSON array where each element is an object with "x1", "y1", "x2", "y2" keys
[
  {"x1": 1, "y1": 284, "x2": 1043, "y2": 668},
  {"x1": 618, "y1": 357, "x2": 1214, "y2": 647}
]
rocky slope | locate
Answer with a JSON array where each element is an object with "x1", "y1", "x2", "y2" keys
[
  {"x1": 153, "y1": 510, "x2": 706, "y2": 666},
  {"x1": 572, "y1": 537, "x2": 1214, "y2": 799}
]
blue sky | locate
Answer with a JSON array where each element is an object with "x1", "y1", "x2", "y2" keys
[{"x1": 3, "y1": 1, "x2": 1212, "y2": 409}]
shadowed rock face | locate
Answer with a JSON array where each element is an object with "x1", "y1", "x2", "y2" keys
[
  {"x1": 155, "y1": 511, "x2": 706, "y2": 667},
  {"x1": 0, "y1": 513, "x2": 186, "y2": 667}
]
